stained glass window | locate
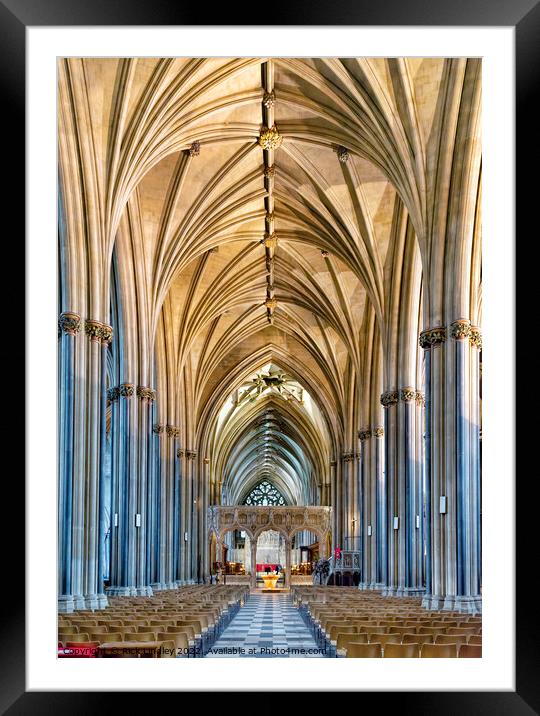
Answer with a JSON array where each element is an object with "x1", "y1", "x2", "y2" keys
[{"x1": 244, "y1": 480, "x2": 285, "y2": 506}]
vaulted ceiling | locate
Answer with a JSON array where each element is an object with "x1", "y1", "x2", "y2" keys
[{"x1": 59, "y1": 57, "x2": 476, "y2": 505}]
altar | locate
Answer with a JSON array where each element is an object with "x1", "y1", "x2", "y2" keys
[{"x1": 261, "y1": 574, "x2": 280, "y2": 590}]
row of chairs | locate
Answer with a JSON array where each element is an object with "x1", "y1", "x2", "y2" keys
[
  {"x1": 59, "y1": 585, "x2": 249, "y2": 657},
  {"x1": 341, "y1": 641, "x2": 481, "y2": 658},
  {"x1": 292, "y1": 586, "x2": 481, "y2": 658}
]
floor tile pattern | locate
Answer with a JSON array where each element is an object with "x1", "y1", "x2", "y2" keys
[{"x1": 206, "y1": 592, "x2": 327, "y2": 658}]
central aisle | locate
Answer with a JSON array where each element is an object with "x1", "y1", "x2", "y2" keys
[{"x1": 206, "y1": 592, "x2": 327, "y2": 658}]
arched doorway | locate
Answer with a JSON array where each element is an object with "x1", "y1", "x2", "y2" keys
[
  {"x1": 255, "y1": 529, "x2": 286, "y2": 588},
  {"x1": 290, "y1": 530, "x2": 320, "y2": 583},
  {"x1": 216, "y1": 528, "x2": 252, "y2": 583}
]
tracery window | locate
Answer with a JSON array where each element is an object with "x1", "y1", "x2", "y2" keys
[{"x1": 244, "y1": 480, "x2": 285, "y2": 506}]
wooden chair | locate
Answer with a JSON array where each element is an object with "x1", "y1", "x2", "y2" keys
[
  {"x1": 435, "y1": 634, "x2": 469, "y2": 648},
  {"x1": 346, "y1": 642, "x2": 383, "y2": 658},
  {"x1": 60, "y1": 632, "x2": 88, "y2": 642},
  {"x1": 165, "y1": 624, "x2": 197, "y2": 641},
  {"x1": 469, "y1": 635, "x2": 482, "y2": 645},
  {"x1": 459, "y1": 644, "x2": 482, "y2": 658},
  {"x1": 328, "y1": 624, "x2": 357, "y2": 642},
  {"x1": 421, "y1": 643, "x2": 458, "y2": 658},
  {"x1": 156, "y1": 631, "x2": 188, "y2": 654},
  {"x1": 157, "y1": 640, "x2": 176, "y2": 658},
  {"x1": 389, "y1": 626, "x2": 417, "y2": 635},
  {"x1": 64, "y1": 641, "x2": 99, "y2": 649},
  {"x1": 58, "y1": 625, "x2": 79, "y2": 635},
  {"x1": 97, "y1": 642, "x2": 161, "y2": 658},
  {"x1": 383, "y1": 643, "x2": 420, "y2": 658},
  {"x1": 418, "y1": 626, "x2": 446, "y2": 635},
  {"x1": 336, "y1": 632, "x2": 367, "y2": 652},
  {"x1": 447, "y1": 626, "x2": 479, "y2": 636},
  {"x1": 70, "y1": 620, "x2": 98, "y2": 628},
  {"x1": 86, "y1": 625, "x2": 109, "y2": 634},
  {"x1": 110, "y1": 626, "x2": 137, "y2": 636},
  {"x1": 97, "y1": 632, "x2": 123, "y2": 642},
  {"x1": 124, "y1": 632, "x2": 157, "y2": 642},
  {"x1": 402, "y1": 633, "x2": 433, "y2": 646},
  {"x1": 372, "y1": 633, "x2": 403, "y2": 648}
]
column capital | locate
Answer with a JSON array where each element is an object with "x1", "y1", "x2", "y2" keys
[
  {"x1": 419, "y1": 326, "x2": 447, "y2": 348},
  {"x1": 84, "y1": 319, "x2": 113, "y2": 343},
  {"x1": 203, "y1": 457, "x2": 210, "y2": 465},
  {"x1": 381, "y1": 390, "x2": 399, "y2": 407},
  {"x1": 263, "y1": 164, "x2": 275, "y2": 179},
  {"x1": 373, "y1": 427, "x2": 384, "y2": 438},
  {"x1": 358, "y1": 429, "x2": 372, "y2": 441},
  {"x1": 166, "y1": 425, "x2": 180, "y2": 438},
  {"x1": 186, "y1": 450, "x2": 197, "y2": 460},
  {"x1": 58, "y1": 311, "x2": 81, "y2": 336},
  {"x1": 342, "y1": 451, "x2": 356, "y2": 462},
  {"x1": 415, "y1": 390, "x2": 425, "y2": 406},
  {"x1": 118, "y1": 383, "x2": 135, "y2": 398},
  {"x1": 85, "y1": 318, "x2": 103, "y2": 342},
  {"x1": 469, "y1": 326, "x2": 482, "y2": 349},
  {"x1": 400, "y1": 387, "x2": 416, "y2": 402},
  {"x1": 136, "y1": 386, "x2": 156, "y2": 402},
  {"x1": 100, "y1": 324, "x2": 113, "y2": 344},
  {"x1": 107, "y1": 386, "x2": 120, "y2": 404},
  {"x1": 153, "y1": 424, "x2": 165, "y2": 435},
  {"x1": 449, "y1": 318, "x2": 471, "y2": 340},
  {"x1": 177, "y1": 449, "x2": 185, "y2": 458}
]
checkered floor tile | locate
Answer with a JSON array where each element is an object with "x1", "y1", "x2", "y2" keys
[{"x1": 206, "y1": 593, "x2": 328, "y2": 658}]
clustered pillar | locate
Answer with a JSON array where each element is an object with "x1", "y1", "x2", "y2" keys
[
  {"x1": 420, "y1": 321, "x2": 482, "y2": 612},
  {"x1": 107, "y1": 384, "x2": 156, "y2": 596},
  {"x1": 58, "y1": 313, "x2": 113, "y2": 612},
  {"x1": 358, "y1": 428, "x2": 385, "y2": 590},
  {"x1": 381, "y1": 389, "x2": 425, "y2": 597}
]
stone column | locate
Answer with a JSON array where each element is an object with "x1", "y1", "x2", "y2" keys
[
  {"x1": 358, "y1": 428, "x2": 385, "y2": 590},
  {"x1": 177, "y1": 448, "x2": 188, "y2": 585},
  {"x1": 319, "y1": 532, "x2": 328, "y2": 560},
  {"x1": 163, "y1": 426, "x2": 180, "y2": 588},
  {"x1": 335, "y1": 457, "x2": 344, "y2": 549},
  {"x1": 250, "y1": 540, "x2": 257, "y2": 589},
  {"x1": 343, "y1": 451, "x2": 354, "y2": 550},
  {"x1": 382, "y1": 388, "x2": 425, "y2": 597},
  {"x1": 358, "y1": 430, "x2": 371, "y2": 589},
  {"x1": 58, "y1": 312, "x2": 80, "y2": 612},
  {"x1": 420, "y1": 322, "x2": 482, "y2": 613},
  {"x1": 96, "y1": 325, "x2": 113, "y2": 607},
  {"x1": 81, "y1": 319, "x2": 109, "y2": 608},
  {"x1": 108, "y1": 382, "x2": 137, "y2": 596},
  {"x1": 173, "y1": 448, "x2": 183, "y2": 585},
  {"x1": 285, "y1": 538, "x2": 291, "y2": 588},
  {"x1": 187, "y1": 450, "x2": 198, "y2": 583},
  {"x1": 148, "y1": 423, "x2": 163, "y2": 590},
  {"x1": 373, "y1": 425, "x2": 387, "y2": 591},
  {"x1": 201, "y1": 457, "x2": 210, "y2": 581},
  {"x1": 329, "y1": 460, "x2": 337, "y2": 548},
  {"x1": 133, "y1": 387, "x2": 155, "y2": 596}
]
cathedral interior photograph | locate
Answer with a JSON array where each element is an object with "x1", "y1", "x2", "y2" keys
[{"x1": 57, "y1": 56, "x2": 483, "y2": 660}]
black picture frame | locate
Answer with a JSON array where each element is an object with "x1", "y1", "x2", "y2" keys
[{"x1": 11, "y1": 0, "x2": 531, "y2": 710}]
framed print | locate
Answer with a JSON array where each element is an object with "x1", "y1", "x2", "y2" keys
[{"x1": 9, "y1": 0, "x2": 533, "y2": 709}]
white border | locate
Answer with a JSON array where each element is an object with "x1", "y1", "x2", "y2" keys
[{"x1": 27, "y1": 26, "x2": 515, "y2": 691}]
